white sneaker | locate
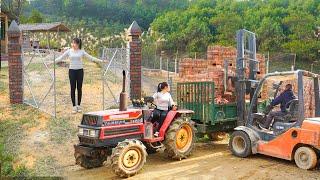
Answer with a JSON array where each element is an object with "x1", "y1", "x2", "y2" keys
[
  {"x1": 77, "y1": 105, "x2": 82, "y2": 113},
  {"x1": 72, "y1": 106, "x2": 77, "y2": 114}
]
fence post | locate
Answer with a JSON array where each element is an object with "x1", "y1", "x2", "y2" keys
[
  {"x1": 128, "y1": 21, "x2": 142, "y2": 100},
  {"x1": 8, "y1": 20, "x2": 23, "y2": 104},
  {"x1": 160, "y1": 54, "x2": 162, "y2": 70}
]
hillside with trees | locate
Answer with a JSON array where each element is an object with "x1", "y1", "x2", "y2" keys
[{"x1": 3, "y1": 0, "x2": 320, "y2": 62}]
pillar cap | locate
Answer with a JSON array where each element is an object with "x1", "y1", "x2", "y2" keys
[
  {"x1": 8, "y1": 20, "x2": 21, "y2": 32},
  {"x1": 128, "y1": 21, "x2": 142, "y2": 36}
]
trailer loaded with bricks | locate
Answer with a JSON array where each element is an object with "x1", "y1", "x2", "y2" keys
[
  {"x1": 176, "y1": 81, "x2": 268, "y2": 135},
  {"x1": 176, "y1": 30, "x2": 269, "y2": 135}
]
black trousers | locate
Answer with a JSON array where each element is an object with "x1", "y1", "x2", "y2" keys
[
  {"x1": 69, "y1": 69, "x2": 84, "y2": 106},
  {"x1": 152, "y1": 109, "x2": 168, "y2": 132}
]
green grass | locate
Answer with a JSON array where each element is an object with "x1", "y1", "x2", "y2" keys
[
  {"x1": 33, "y1": 156, "x2": 62, "y2": 177},
  {"x1": 0, "y1": 110, "x2": 34, "y2": 177},
  {"x1": 0, "y1": 102, "x2": 48, "y2": 177},
  {"x1": 0, "y1": 67, "x2": 8, "y2": 92},
  {"x1": 48, "y1": 118, "x2": 77, "y2": 144}
]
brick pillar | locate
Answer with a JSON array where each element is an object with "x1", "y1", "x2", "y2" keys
[
  {"x1": 128, "y1": 21, "x2": 142, "y2": 100},
  {"x1": 8, "y1": 20, "x2": 23, "y2": 104}
]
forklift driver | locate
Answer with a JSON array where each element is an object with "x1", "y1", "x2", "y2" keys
[
  {"x1": 259, "y1": 84, "x2": 296, "y2": 129},
  {"x1": 152, "y1": 82, "x2": 177, "y2": 136}
]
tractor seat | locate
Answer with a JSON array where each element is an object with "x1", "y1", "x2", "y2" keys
[{"x1": 273, "y1": 99, "x2": 299, "y2": 123}]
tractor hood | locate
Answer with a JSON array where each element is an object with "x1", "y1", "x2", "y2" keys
[
  {"x1": 85, "y1": 108, "x2": 142, "y2": 120},
  {"x1": 81, "y1": 108, "x2": 143, "y2": 127}
]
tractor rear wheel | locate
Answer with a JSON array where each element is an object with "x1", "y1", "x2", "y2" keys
[
  {"x1": 229, "y1": 131, "x2": 252, "y2": 158},
  {"x1": 294, "y1": 146, "x2": 318, "y2": 170},
  {"x1": 164, "y1": 117, "x2": 195, "y2": 160},
  {"x1": 111, "y1": 139, "x2": 147, "y2": 178},
  {"x1": 75, "y1": 153, "x2": 104, "y2": 169}
]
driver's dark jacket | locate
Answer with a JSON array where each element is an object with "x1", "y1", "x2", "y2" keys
[{"x1": 271, "y1": 89, "x2": 296, "y2": 112}]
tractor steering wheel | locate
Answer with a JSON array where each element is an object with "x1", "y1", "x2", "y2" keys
[{"x1": 150, "y1": 102, "x2": 157, "y2": 109}]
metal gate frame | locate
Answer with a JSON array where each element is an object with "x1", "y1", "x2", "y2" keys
[
  {"x1": 22, "y1": 47, "x2": 130, "y2": 117},
  {"x1": 22, "y1": 48, "x2": 57, "y2": 117},
  {"x1": 101, "y1": 47, "x2": 130, "y2": 110}
]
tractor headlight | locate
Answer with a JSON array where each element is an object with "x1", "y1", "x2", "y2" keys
[
  {"x1": 78, "y1": 128, "x2": 99, "y2": 138},
  {"x1": 78, "y1": 128, "x2": 84, "y2": 136},
  {"x1": 89, "y1": 129, "x2": 99, "y2": 138}
]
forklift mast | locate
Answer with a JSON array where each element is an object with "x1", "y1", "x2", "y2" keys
[{"x1": 236, "y1": 29, "x2": 259, "y2": 126}]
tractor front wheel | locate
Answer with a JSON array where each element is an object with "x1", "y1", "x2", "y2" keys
[
  {"x1": 111, "y1": 139, "x2": 147, "y2": 178},
  {"x1": 294, "y1": 146, "x2": 318, "y2": 170},
  {"x1": 164, "y1": 117, "x2": 195, "y2": 160},
  {"x1": 229, "y1": 131, "x2": 252, "y2": 158}
]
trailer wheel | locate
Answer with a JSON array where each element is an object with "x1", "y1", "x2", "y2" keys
[
  {"x1": 294, "y1": 146, "x2": 318, "y2": 170},
  {"x1": 75, "y1": 153, "x2": 104, "y2": 169},
  {"x1": 111, "y1": 139, "x2": 147, "y2": 178},
  {"x1": 164, "y1": 118, "x2": 195, "y2": 160},
  {"x1": 229, "y1": 131, "x2": 252, "y2": 158}
]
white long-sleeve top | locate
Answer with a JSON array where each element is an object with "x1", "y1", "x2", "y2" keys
[
  {"x1": 152, "y1": 92, "x2": 175, "y2": 111},
  {"x1": 55, "y1": 49, "x2": 101, "y2": 69}
]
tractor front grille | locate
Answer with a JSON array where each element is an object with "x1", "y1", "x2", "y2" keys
[
  {"x1": 79, "y1": 137, "x2": 96, "y2": 145},
  {"x1": 82, "y1": 115, "x2": 101, "y2": 126},
  {"x1": 104, "y1": 126, "x2": 140, "y2": 137}
]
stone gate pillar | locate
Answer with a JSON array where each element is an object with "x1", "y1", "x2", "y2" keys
[
  {"x1": 128, "y1": 21, "x2": 142, "y2": 100},
  {"x1": 8, "y1": 20, "x2": 23, "y2": 104}
]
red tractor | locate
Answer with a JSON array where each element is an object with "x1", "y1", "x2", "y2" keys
[{"x1": 74, "y1": 71, "x2": 195, "y2": 177}]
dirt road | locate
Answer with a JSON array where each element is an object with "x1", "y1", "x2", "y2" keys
[{"x1": 65, "y1": 141, "x2": 319, "y2": 180}]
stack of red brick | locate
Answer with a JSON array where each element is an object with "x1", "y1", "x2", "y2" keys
[{"x1": 179, "y1": 45, "x2": 266, "y2": 101}]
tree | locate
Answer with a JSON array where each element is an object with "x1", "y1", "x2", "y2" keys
[
  {"x1": 2, "y1": 0, "x2": 26, "y2": 23},
  {"x1": 256, "y1": 18, "x2": 285, "y2": 52},
  {"x1": 282, "y1": 11, "x2": 318, "y2": 60},
  {"x1": 28, "y1": 9, "x2": 44, "y2": 23},
  {"x1": 211, "y1": 13, "x2": 243, "y2": 46}
]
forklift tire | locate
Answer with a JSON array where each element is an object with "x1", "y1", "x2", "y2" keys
[
  {"x1": 164, "y1": 118, "x2": 195, "y2": 160},
  {"x1": 229, "y1": 131, "x2": 252, "y2": 158},
  {"x1": 111, "y1": 139, "x2": 147, "y2": 178},
  {"x1": 294, "y1": 146, "x2": 318, "y2": 170},
  {"x1": 75, "y1": 153, "x2": 104, "y2": 169}
]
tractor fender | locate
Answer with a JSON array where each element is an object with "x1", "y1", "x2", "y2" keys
[
  {"x1": 234, "y1": 126, "x2": 261, "y2": 154},
  {"x1": 159, "y1": 110, "x2": 193, "y2": 137}
]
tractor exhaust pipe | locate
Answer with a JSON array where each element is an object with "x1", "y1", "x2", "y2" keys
[{"x1": 119, "y1": 70, "x2": 127, "y2": 111}]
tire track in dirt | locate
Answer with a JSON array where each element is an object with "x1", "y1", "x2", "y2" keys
[{"x1": 65, "y1": 142, "x2": 319, "y2": 180}]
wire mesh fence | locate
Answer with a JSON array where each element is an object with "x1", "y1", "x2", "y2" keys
[
  {"x1": 22, "y1": 47, "x2": 130, "y2": 118},
  {"x1": 100, "y1": 47, "x2": 130, "y2": 109},
  {"x1": 22, "y1": 49, "x2": 59, "y2": 117},
  {"x1": 268, "y1": 53, "x2": 319, "y2": 74}
]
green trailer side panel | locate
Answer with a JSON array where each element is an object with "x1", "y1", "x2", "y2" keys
[
  {"x1": 177, "y1": 82, "x2": 216, "y2": 124},
  {"x1": 177, "y1": 82, "x2": 238, "y2": 125}
]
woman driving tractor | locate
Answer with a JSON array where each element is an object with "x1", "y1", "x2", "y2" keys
[{"x1": 152, "y1": 82, "x2": 177, "y2": 136}]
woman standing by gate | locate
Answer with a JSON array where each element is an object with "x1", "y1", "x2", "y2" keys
[{"x1": 55, "y1": 38, "x2": 102, "y2": 114}]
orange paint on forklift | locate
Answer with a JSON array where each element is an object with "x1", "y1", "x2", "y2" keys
[{"x1": 257, "y1": 119, "x2": 320, "y2": 160}]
